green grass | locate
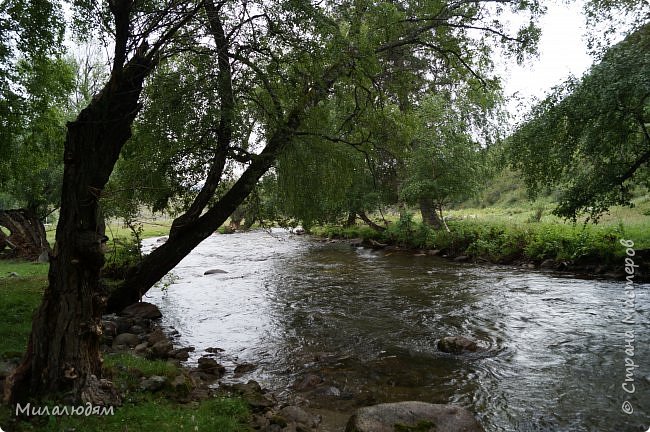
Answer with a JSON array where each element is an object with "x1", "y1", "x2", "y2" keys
[
  {"x1": 1, "y1": 397, "x2": 251, "y2": 432},
  {"x1": 0, "y1": 261, "x2": 49, "y2": 279},
  {"x1": 0, "y1": 263, "x2": 47, "y2": 357},
  {"x1": 104, "y1": 220, "x2": 172, "y2": 242},
  {"x1": 103, "y1": 353, "x2": 180, "y2": 379}
]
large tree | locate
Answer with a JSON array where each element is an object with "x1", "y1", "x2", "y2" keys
[
  {"x1": 4, "y1": 0, "x2": 542, "y2": 404},
  {"x1": 507, "y1": 23, "x2": 650, "y2": 220},
  {"x1": 400, "y1": 88, "x2": 501, "y2": 229}
]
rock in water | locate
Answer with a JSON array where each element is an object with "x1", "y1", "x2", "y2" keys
[
  {"x1": 204, "y1": 269, "x2": 228, "y2": 275},
  {"x1": 121, "y1": 302, "x2": 162, "y2": 320},
  {"x1": 437, "y1": 336, "x2": 478, "y2": 354},
  {"x1": 197, "y1": 356, "x2": 226, "y2": 377},
  {"x1": 346, "y1": 401, "x2": 483, "y2": 432}
]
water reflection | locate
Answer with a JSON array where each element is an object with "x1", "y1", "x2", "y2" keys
[{"x1": 145, "y1": 230, "x2": 649, "y2": 431}]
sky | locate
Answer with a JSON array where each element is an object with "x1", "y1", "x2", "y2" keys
[{"x1": 498, "y1": 0, "x2": 595, "y2": 120}]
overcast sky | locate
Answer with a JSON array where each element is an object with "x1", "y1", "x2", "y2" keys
[{"x1": 499, "y1": 0, "x2": 595, "y2": 120}]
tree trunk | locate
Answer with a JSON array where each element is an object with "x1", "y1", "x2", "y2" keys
[
  {"x1": 106, "y1": 124, "x2": 296, "y2": 312},
  {"x1": 419, "y1": 197, "x2": 444, "y2": 230},
  {"x1": 357, "y1": 211, "x2": 386, "y2": 232},
  {"x1": 0, "y1": 209, "x2": 51, "y2": 260},
  {"x1": 345, "y1": 212, "x2": 357, "y2": 227},
  {"x1": 3, "y1": 52, "x2": 156, "y2": 405}
]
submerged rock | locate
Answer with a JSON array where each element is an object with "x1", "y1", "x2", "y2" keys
[
  {"x1": 234, "y1": 362, "x2": 257, "y2": 375},
  {"x1": 345, "y1": 401, "x2": 483, "y2": 432},
  {"x1": 293, "y1": 374, "x2": 323, "y2": 391},
  {"x1": 310, "y1": 385, "x2": 341, "y2": 397},
  {"x1": 437, "y1": 336, "x2": 478, "y2": 354},
  {"x1": 204, "y1": 269, "x2": 228, "y2": 275}
]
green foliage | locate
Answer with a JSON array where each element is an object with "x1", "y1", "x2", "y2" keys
[
  {"x1": 508, "y1": 24, "x2": 650, "y2": 221},
  {"x1": 400, "y1": 92, "x2": 499, "y2": 212},
  {"x1": 316, "y1": 209, "x2": 640, "y2": 263},
  {"x1": 384, "y1": 212, "x2": 433, "y2": 248},
  {"x1": 0, "y1": 55, "x2": 75, "y2": 216},
  {"x1": 0, "y1": 0, "x2": 71, "y2": 217},
  {"x1": 276, "y1": 139, "x2": 374, "y2": 228}
]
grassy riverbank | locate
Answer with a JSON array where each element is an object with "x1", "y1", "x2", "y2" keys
[
  {"x1": 0, "y1": 257, "x2": 252, "y2": 431},
  {"x1": 313, "y1": 204, "x2": 650, "y2": 272}
]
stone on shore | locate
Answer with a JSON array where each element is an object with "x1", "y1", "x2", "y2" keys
[
  {"x1": 278, "y1": 405, "x2": 321, "y2": 429},
  {"x1": 345, "y1": 401, "x2": 483, "y2": 432},
  {"x1": 140, "y1": 375, "x2": 167, "y2": 392},
  {"x1": 121, "y1": 302, "x2": 163, "y2": 320},
  {"x1": 112, "y1": 333, "x2": 140, "y2": 348}
]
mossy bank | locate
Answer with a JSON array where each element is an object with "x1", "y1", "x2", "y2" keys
[{"x1": 312, "y1": 213, "x2": 649, "y2": 282}]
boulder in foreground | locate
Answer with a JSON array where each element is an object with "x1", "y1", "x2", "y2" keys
[{"x1": 346, "y1": 401, "x2": 483, "y2": 432}]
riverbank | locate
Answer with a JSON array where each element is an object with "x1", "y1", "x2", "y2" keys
[
  {"x1": 311, "y1": 216, "x2": 649, "y2": 282},
  {"x1": 0, "y1": 262, "x2": 253, "y2": 432}
]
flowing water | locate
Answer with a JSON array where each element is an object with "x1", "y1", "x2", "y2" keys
[{"x1": 144, "y1": 230, "x2": 649, "y2": 431}]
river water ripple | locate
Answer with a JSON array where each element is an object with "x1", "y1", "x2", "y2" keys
[{"x1": 144, "y1": 230, "x2": 649, "y2": 431}]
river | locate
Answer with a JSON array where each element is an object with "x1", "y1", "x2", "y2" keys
[{"x1": 143, "y1": 229, "x2": 649, "y2": 431}]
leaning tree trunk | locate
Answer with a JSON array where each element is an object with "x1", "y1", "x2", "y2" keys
[
  {"x1": 357, "y1": 211, "x2": 386, "y2": 232},
  {"x1": 419, "y1": 197, "x2": 444, "y2": 230},
  {"x1": 0, "y1": 209, "x2": 51, "y2": 260},
  {"x1": 106, "y1": 118, "x2": 299, "y2": 311},
  {"x1": 3, "y1": 52, "x2": 156, "y2": 405}
]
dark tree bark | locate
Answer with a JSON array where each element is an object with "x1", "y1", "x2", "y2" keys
[
  {"x1": 357, "y1": 211, "x2": 386, "y2": 232},
  {"x1": 3, "y1": 50, "x2": 157, "y2": 405},
  {"x1": 345, "y1": 212, "x2": 357, "y2": 227},
  {"x1": 419, "y1": 197, "x2": 444, "y2": 230},
  {"x1": 0, "y1": 209, "x2": 50, "y2": 260}
]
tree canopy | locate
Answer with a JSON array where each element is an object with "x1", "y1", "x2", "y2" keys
[
  {"x1": 2, "y1": 0, "x2": 548, "y2": 404},
  {"x1": 507, "y1": 23, "x2": 650, "y2": 220}
]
